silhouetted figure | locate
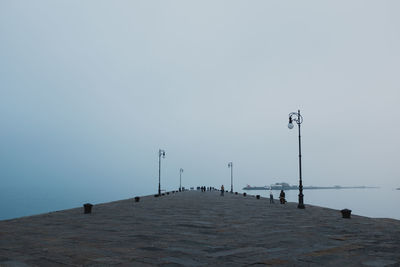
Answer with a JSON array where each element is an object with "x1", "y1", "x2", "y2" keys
[
  {"x1": 279, "y1": 190, "x2": 286, "y2": 204},
  {"x1": 221, "y1": 185, "x2": 225, "y2": 196},
  {"x1": 269, "y1": 189, "x2": 274, "y2": 204}
]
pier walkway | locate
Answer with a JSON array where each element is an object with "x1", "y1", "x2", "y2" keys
[{"x1": 0, "y1": 190, "x2": 399, "y2": 266}]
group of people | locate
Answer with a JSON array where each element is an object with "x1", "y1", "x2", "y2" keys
[
  {"x1": 200, "y1": 186, "x2": 209, "y2": 192},
  {"x1": 219, "y1": 184, "x2": 286, "y2": 204},
  {"x1": 270, "y1": 189, "x2": 286, "y2": 204}
]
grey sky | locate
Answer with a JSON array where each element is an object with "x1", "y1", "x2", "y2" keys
[{"x1": 1, "y1": 1, "x2": 399, "y2": 204}]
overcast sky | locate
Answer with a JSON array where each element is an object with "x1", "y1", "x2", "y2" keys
[{"x1": 1, "y1": 1, "x2": 399, "y2": 205}]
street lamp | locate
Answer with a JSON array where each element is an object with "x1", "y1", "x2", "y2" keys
[
  {"x1": 288, "y1": 110, "x2": 305, "y2": 209},
  {"x1": 179, "y1": 168, "x2": 184, "y2": 191},
  {"x1": 228, "y1": 162, "x2": 233, "y2": 193},
  {"x1": 158, "y1": 149, "x2": 166, "y2": 196}
]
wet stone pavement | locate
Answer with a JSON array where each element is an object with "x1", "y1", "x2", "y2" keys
[{"x1": 0, "y1": 190, "x2": 399, "y2": 266}]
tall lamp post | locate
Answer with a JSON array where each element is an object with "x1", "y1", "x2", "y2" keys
[
  {"x1": 158, "y1": 149, "x2": 166, "y2": 196},
  {"x1": 179, "y1": 168, "x2": 184, "y2": 191},
  {"x1": 288, "y1": 110, "x2": 305, "y2": 209},
  {"x1": 228, "y1": 162, "x2": 233, "y2": 193}
]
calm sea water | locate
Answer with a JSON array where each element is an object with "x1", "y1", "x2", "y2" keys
[
  {"x1": 239, "y1": 187, "x2": 400, "y2": 220},
  {"x1": 1, "y1": 187, "x2": 399, "y2": 221}
]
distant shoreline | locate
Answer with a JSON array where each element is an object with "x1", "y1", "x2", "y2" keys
[{"x1": 243, "y1": 185, "x2": 379, "y2": 190}]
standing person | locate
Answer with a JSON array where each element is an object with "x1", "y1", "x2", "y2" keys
[
  {"x1": 269, "y1": 188, "x2": 274, "y2": 204},
  {"x1": 221, "y1": 185, "x2": 225, "y2": 196},
  {"x1": 279, "y1": 190, "x2": 286, "y2": 204}
]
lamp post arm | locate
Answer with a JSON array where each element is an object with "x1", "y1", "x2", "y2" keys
[{"x1": 289, "y1": 111, "x2": 303, "y2": 125}]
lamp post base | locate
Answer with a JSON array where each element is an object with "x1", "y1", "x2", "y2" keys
[{"x1": 298, "y1": 193, "x2": 305, "y2": 209}]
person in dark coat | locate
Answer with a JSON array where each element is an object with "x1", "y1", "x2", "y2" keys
[{"x1": 279, "y1": 190, "x2": 286, "y2": 204}]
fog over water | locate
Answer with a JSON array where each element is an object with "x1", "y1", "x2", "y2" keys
[{"x1": 1, "y1": 1, "x2": 399, "y2": 220}]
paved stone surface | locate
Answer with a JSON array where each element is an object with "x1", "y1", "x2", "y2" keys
[{"x1": 0, "y1": 190, "x2": 400, "y2": 266}]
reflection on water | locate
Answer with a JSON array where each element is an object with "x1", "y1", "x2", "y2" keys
[{"x1": 240, "y1": 187, "x2": 400, "y2": 220}]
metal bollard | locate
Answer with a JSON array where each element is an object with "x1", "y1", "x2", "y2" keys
[
  {"x1": 83, "y1": 203, "x2": 93, "y2": 214},
  {"x1": 135, "y1": 197, "x2": 140, "y2": 202},
  {"x1": 256, "y1": 195, "x2": 260, "y2": 199},
  {"x1": 341, "y1": 209, "x2": 352, "y2": 218}
]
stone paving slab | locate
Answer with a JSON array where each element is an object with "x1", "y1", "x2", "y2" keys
[{"x1": 0, "y1": 190, "x2": 400, "y2": 266}]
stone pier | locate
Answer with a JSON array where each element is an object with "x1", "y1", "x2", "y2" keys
[{"x1": 0, "y1": 190, "x2": 399, "y2": 266}]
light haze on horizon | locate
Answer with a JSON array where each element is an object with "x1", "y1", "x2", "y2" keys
[{"x1": 1, "y1": 1, "x2": 399, "y2": 215}]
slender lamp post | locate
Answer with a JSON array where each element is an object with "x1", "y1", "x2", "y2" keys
[
  {"x1": 158, "y1": 149, "x2": 166, "y2": 196},
  {"x1": 179, "y1": 168, "x2": 184, "y2": 191},
  {"x1": 288, "y1": 110, "x2": 305, "y2": 209},
  {"x1": 228, "y1": 162, "x2": 233, "y2": 193}
]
